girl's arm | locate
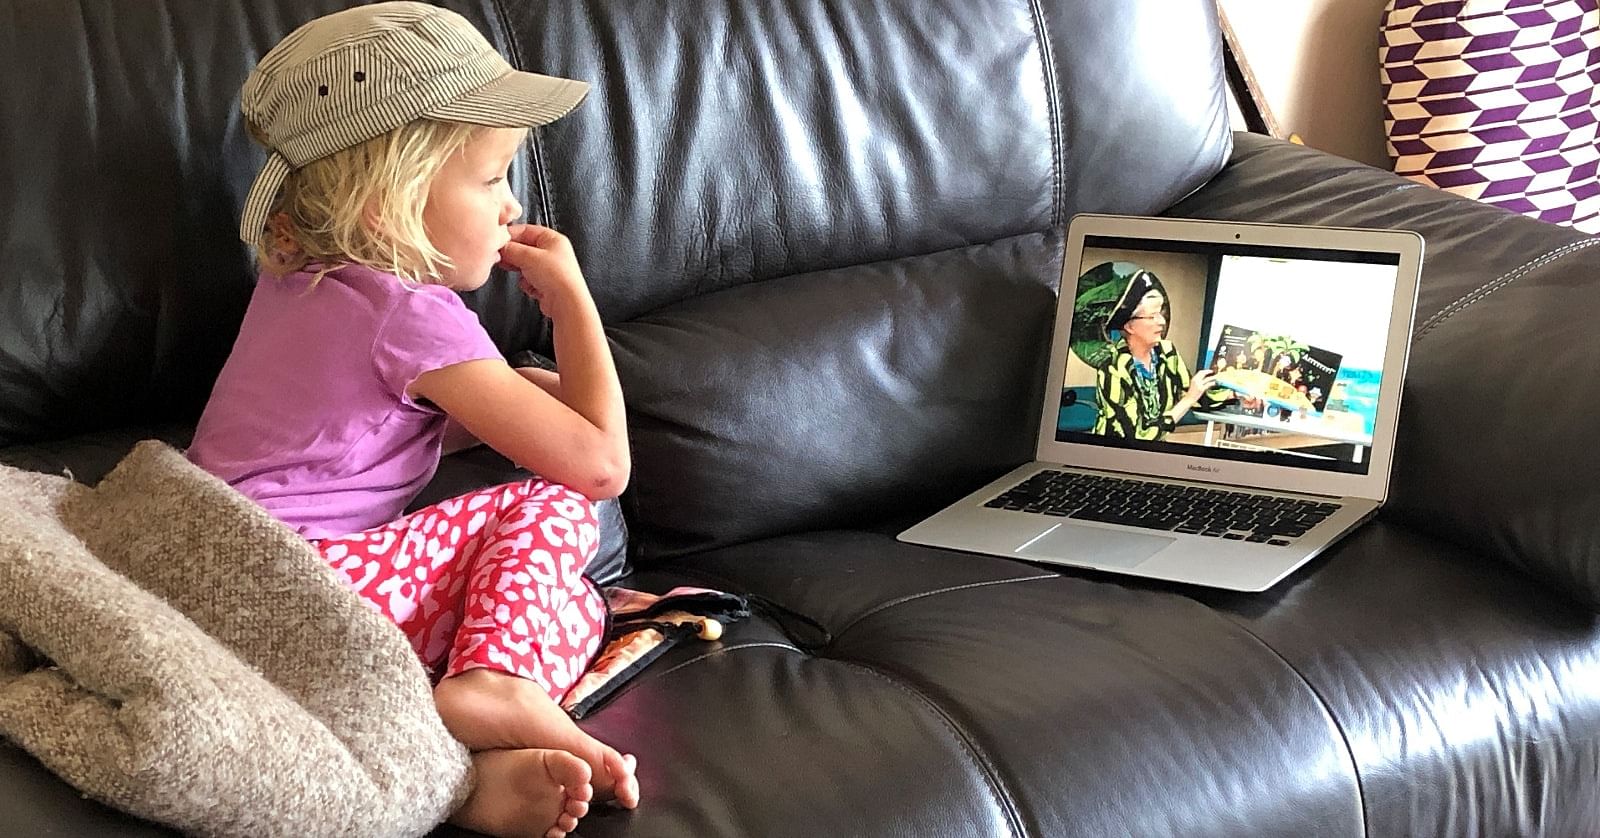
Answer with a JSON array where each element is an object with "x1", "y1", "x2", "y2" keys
[
  {"x1": 516, "y1": 366, "x2": 562, "y2": 399},
  {"x1": 412, "y1": 226, "x2": 629, "y2": 499},
  {"x1": 438, "y1": 367, "x2": 558, "y2": 455},
  {"x1": 440, "y1": 418, "x2": 480, "y2": 455}
]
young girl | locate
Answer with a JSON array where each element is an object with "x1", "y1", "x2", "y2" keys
[{"x1": 186, "y1": 4, "x2": 639, "y2": 836}]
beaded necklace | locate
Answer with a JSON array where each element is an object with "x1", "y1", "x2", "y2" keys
[{"x1": 1129, "y1": 345, "x2": 1163, "y2": 426}]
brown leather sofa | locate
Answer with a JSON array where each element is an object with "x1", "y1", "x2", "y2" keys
[{"x1": 3, "y1": 0, "x2": 1598, "y2": 836}]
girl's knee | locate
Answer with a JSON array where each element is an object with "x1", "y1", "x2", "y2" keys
[
  {"x1": 500, "y1": 481, "x2": 598, "y2": 569},
  {"x1": 528, "y1": 480, "x2": 598, "y2": 525}
]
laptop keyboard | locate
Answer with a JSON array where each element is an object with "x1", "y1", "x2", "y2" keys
[{"x1": 984, "y1": 470, "x2": 1341, "y2": 546}]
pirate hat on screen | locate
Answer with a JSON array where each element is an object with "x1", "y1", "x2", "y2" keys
[{"x1": 1103, "y1": 269, "x2": 1170, "y2": 341}]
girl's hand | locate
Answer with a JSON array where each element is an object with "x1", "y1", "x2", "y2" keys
[{"x1": 498, "y1": 224, "x2": 588, "y2": 309}]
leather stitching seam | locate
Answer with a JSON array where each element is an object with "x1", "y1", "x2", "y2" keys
[
  {"x1": 1025, "y1": 0, "x2": 1063, "y2": 228},
  {"x1": 838, "y1": 574, "x2": 1058, "y2": 636},
  {"x1": 1415, "y1": 237, "x2": 1600, "y2": 342}
]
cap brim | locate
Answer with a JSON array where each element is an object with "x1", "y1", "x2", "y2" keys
[
  {"x1": 428, "y1": 71, "x2": 590, "y2": 128},
  {"x1": 239, "y1": 151, "x2": 292, "y2": 244}
]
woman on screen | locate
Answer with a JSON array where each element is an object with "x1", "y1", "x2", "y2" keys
[{"x1": 1093, "y1": 270, "x2": 1228, "y2": 441}]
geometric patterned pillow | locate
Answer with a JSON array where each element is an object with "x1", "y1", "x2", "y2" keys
[{"x1": 1381, "y1": 0, "x2": 1600, "y2": 233}]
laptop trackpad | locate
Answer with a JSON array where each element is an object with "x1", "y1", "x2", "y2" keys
[{"x1": 1013, "y1": 524, "x2": 1173, "y2": 569}]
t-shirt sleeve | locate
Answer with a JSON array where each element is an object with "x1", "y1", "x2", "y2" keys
[{"x1": 371, "y1": 285, "x2": 503, "y2": 409}]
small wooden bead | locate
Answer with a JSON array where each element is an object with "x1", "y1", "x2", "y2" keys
[{"x1": 697, "y1": 618, "x2": 723, "y2": 641}]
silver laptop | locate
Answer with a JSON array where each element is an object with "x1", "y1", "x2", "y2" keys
[{"x1": 899, "y1": 213, "x2": 1423, "y2": 592}]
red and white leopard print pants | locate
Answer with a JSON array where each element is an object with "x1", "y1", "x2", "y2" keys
[{"x1": 311, "y1": 479, "x2": 608, "y2": 701}]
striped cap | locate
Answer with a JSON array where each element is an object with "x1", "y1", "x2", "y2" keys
[{"x1": 238, "y1": 1, "x2": 589, "y2": 243}]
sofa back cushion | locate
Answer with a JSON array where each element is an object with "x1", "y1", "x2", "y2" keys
[
  {"x1": 518, "y1": 0, "x2": 1234, "y2": 555},
  {"x1": 613, "y1": 232, "x2": 1062, "y2": 559},
  {"x1": 503, "y1": 0, "x2": 1235, "y2": 322},
  {"x1": 0, "y1": 0, "x2": 1229, "y2": 449},
  {"x1": 0, "y1": 0, "x2": 1231, "y2": 556}
]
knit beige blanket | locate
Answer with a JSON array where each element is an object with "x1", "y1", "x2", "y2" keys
[{"x1": 0, "y1": 441, "x2": 472, "y2": 837}]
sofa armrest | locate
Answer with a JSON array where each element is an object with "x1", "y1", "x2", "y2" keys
[{"x1": 1167, "y1": 133, "x2": 1600, "y2": 609}]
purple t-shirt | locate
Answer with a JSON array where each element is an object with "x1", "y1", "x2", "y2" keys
[{"x1": 188, "y1": 263, "x2": 502, "y2": 539}]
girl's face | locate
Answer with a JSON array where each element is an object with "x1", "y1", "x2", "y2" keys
[{"x1": 422, "y1": 127, "x2": 525, "y2": 291}]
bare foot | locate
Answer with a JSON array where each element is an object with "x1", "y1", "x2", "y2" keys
[
  {"x1": 435, "y1": 668, "x2": 642, "y2": 809},
  {"x1": 450, "y1": 748, "x2": 593, "y2": 838}
]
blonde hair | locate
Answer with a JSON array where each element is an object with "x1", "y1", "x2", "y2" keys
[{"x1": 251, "y1": 119, "x2": 491, "y2": 284}]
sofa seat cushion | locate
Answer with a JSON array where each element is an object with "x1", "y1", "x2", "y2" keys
[
  {"x1": 1195, "y1": 522, "x2": 1600, "y2": 837},
  {"x1": 494, "y1": 529, "x2": 1367, "y2": 838},
  {"x1": 0, "y1": 743, "x2": 175, "y2": 837},
  {"x1": 462, "y1": 522, "x2": 1600, "y2": 838},
  {"x1": 7, "y1": 519, "x2": 1594, "y2": 837}
]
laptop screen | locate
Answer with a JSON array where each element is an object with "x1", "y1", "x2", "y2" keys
[{"x1": 1056, "y1": 235, "x2": 1401, "y2": 476}]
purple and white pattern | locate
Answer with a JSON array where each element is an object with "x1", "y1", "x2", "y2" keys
[{"x1": 1381, "y1": 0, "x2": 1600, "y2": 233}]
